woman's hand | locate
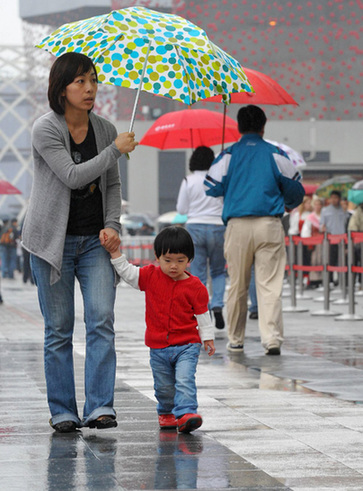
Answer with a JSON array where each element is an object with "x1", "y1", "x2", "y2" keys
[
  {"x1": 99, "y1": 228, "x2": 120, "y2": 255},
  {"x1": 114, "y1": 132, "x2": 138, "y2": 154}
]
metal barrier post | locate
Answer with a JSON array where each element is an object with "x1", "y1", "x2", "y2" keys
[
  {"x1": 283, "y1": 235, "x2": 308, "y2": 313},
  {"x1": 296, "y1": 239, "x2": 312, "y2": 300},
  {"x1": 335, "y1": 230, "x2": 363, "y2": 321},
  {"x1": 333, "y1": 237, "x2": 348, "y2": 305},
  {"x1": 355, "y1": 242, "x2": 363, "y2": 296},
  {"x1": 311, "y1": 232, "x2": 340, "y2": 316}
]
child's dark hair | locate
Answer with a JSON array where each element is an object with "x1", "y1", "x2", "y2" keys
[{"x1": 154, "y1": 226, "x2": 194, "y2": 261}]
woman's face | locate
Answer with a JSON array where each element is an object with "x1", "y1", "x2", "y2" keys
[
  {"x1": 304, "y1": 198, "x2": 312, "y2": 211},
  {"x1": 313, "y1": 199, "x2": 322, "y2": 213},
  {"x1": 62, "y1": 68, "x2": 98, "y2": 113}
]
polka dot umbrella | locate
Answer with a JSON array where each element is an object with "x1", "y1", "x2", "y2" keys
[{"x1": 36, "y1": 6, "x2": 253, "y2": 133}]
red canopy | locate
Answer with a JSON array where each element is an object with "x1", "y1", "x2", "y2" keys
[
  {"x1": 139, "y1": 109, "x2": 240, "y2": 149},
  {"x1": 0, "y1": 180, "x2": 21, "y2": 195},
  {"x1": 205, "y1": 67, "x2": 298, "y2": 106}
]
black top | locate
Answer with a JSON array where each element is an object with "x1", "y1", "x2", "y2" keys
[{"x1": 67, "y1": 122, "x2": 104, "y2": 235}]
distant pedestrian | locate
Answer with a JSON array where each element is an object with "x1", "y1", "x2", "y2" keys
[
  {"x1": 301, "y1": 197, "x2": 324, "y2": 288},
  {"x1": 348, "y1": 202, "x2": 363, "y2": 286},
  {"x1": 320, "y1": 190, "x2": 350, "y2": 283},
  {"x1": 104, "y1": 226, "x2": 215, "y2": 433},
  {"x1": 177, "y1": 146, "x2": 226, "y2": 330},
  {"x1": 204, "y1": 105, "x2": 305, "y2": 355},
  {"x1": 0, "y1": 218, "x2": 19, "y2": 279},
  {"x1": 21, "y1": 52, "x2": 137, "y2": 433}
]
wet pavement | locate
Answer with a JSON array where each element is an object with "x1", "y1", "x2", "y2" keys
[{"x1": 2, "y1": 275, "x2": 363, "y2": 490}]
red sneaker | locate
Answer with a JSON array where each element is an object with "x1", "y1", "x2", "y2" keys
[
  {"x1": 158, "y1": 413, "x2": 177, "y2": 429},
  {"x1": 177, "y1": 413, "x2": 203, "y2": 433}
]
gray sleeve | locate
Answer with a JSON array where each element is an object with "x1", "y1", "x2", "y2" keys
[{"x1": 32, "y1": 117, "x2": 122, "y2": 190}]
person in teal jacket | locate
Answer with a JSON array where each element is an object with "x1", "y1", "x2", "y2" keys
[{"x1": 204, "y1": 105, "x2": 305, "y2": 355}]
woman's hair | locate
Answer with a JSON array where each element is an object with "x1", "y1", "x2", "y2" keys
[
  {"x1": 48, "y1": 52, "x2": 98, "y2": 115},
  {"x1": 297, "y1": 195, "x2": 312, "y2": 215},
  {"x1": 154, "y1": 226, "x2": 194, "y2": 261},
  {"x1": 189, "y1": 146, "x2": 215, "y2": 172},
  {"x1": 237, "y1": 105, "x2": 267, "y2": 134}
]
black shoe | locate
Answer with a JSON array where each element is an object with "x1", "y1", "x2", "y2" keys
[
  {"x1": 227, "y1": 342, "x2": 244, "y2": 353},
  {"x1": 88, "y1": 416, "x2": 118, "y2": 429},
  {"x1": 265, "y1": 347, "x2": 281, "y2": 356},
  {"x1": 50, "y1": 420, "x2": 78, "y2": 433},
  {"x1": 249, "y1": 311, "x2": 258, "y2": 320},
  {"x1": 212, "y1": 309, "x2": 225, "y2": 330}
]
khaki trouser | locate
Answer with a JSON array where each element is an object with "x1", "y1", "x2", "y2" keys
[{"x1": 224, "y1": 217, "x2": 286, "y2": 350}]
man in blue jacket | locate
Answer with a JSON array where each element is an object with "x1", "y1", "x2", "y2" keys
[{"x1": 204, "y1": 105, "x2": 305, "y2": 355}]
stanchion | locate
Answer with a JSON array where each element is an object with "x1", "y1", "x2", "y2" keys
[
  {"x1": 335, "y1": 231, "x2": 363, "y2": 321},
  {"x1": 282, "y1": 236, "x2": 291, "y2": 298},
  {"x1": 332, "y1": 235, "x2": 349, "y2": 305},
  {"x1": 313, "y1": 233, "x2": 345, "y2": 302},
  {"x1": 283, "y1": 235, "x2": 309, "y2": 313},
  {"x1": 295, "y1": 237, "x2": 312, "y2": 300},
  {"x1": 355, "y1": 242, "x2": 363, "y2": 296},
  {"x1": 311, "y1": 232, "x2": 341, "y2": 316}
]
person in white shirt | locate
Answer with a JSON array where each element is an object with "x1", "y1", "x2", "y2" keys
[{"x1": 177, "y1": 147, "x2": 226, "y2": 330}]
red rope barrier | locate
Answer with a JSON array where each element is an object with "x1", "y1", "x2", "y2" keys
[
  {"x1": 327, "y1": 233, "x2": 348, "y2": 245},
  {"x1": 293, "y1": 265, "x2": 324, "y2": 272},
  {"x1": 352, "y1": 232, "x2": 363, "y2": 244}
]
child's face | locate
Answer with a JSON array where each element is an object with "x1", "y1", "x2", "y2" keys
[{"x1": 156, "y1": 252, "x2": 189, "y2": 281}]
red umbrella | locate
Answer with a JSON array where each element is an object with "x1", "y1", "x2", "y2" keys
[
  {"x1": 205, "y1": 67, "x2": 298, "y2": 106},
  {"x1": 204, "y1": 68, "x2": 298, "y2": 149},
  {"x1": 303, "y1": 183, "x2": 319, "y2": 195},
  {"x1": 139, "y1": 109, "x2": 240, "y2": 150},
  {"x1": 0, "y1": 180, "x2": 21, "y2": 195}
]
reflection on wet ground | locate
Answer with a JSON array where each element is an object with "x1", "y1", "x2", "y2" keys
[{"x1": 2, "y1": 277, "x2": 363, "y2": 489}]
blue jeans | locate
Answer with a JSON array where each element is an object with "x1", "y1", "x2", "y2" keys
[
  {"x1": 249, "y1": 264, "x2": 258, "y2": 313},
  {"x1": 149, "y1": 343, "x2": 201, "y2": 418},
  {"x1": 0, "y1": 245, "x2": 17, "y2": 278},
  {"x1": 30, "y1": 235, "x2": 117, "y2": 427},
  {"x1": 186, "y1": 224, "x2": 226, "y2": 310}
]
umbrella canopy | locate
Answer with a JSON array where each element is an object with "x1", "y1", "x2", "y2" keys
[
  {"x1": 0, "y1": 180, "x2": 21, "y2": 195},
  {"x1": 139, "y1": 109, "x2": 240, "y2": 149},
  {"x1": 36, "y1": 7, "x2": 253, "y2": 112},
  {"x1": 316, "y1": 175, "x2": 356, "y2": 199},
  {"x1": 204, "y1": 67, "x2": 298, "y2": 106},
  {"x1": 303, "y1": 183, "x2": 319, "y2": 195},
  {"x1": 157, "y1": 211, "x2": 187, "y2": 225},
  {"x1": 265, "y1": 140, "x2": 306, "y2": 169},
  {"x1": 348, "y1": 180, "x2": 363, "y2": 205}
]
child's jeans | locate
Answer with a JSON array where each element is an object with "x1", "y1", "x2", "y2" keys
[{"x1": 149, "y1": 343, "x2": 201, "y2": 419}]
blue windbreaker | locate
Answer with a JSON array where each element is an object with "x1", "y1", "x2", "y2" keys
[{"x1": 204, "y1": 134, "x2": 305, "y2": 225}]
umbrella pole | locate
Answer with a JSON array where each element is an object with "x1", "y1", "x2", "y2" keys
[
  {"x1": 129, "y1": 42, "x2": 152, "y2": 133},
  {"x1": 221, "y1": 103, "x2": 226, "y2": 151}
]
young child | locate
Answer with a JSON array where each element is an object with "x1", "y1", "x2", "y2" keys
[{"x1": 105, "y1": 226, "x2": 215, "y2": 433}]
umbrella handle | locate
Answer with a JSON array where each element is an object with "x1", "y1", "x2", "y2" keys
[
  {"x1": 221, "y1": 103, "x2": 226, "y2": 151},
  {"x1": 126, "y1": 41, "x2": 152, "y2": 159}
]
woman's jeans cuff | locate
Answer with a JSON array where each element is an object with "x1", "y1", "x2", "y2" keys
[
  {"x1": 51, "y1": 413, "x2": 82, "y2": 427},
  {"x1": 82, "y1": 406, "x2": 116, "y2": 427}
]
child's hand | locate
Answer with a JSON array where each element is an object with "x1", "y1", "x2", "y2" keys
[{"x1": 204, "y1": 340, "x2": 215, "y2": 356}]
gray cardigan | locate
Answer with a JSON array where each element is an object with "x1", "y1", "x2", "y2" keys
[{"x1": 22, "y1": 111, "x2": 122, "y2": 284}]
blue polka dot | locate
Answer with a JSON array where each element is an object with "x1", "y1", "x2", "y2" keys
[{"x1": 156, "y1": 45, "x2": 167, "y2": 55}]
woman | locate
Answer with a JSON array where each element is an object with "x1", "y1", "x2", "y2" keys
[
  {"x1": 22, "y1": 53, "x2": 138, "y2": 432},
  {"x1": 301, "y1": 197, "x2": 324, "y2": 288},
  {"x1": 176, "y1": 146, "x2": 226, "y2": 329},
  {"x1": 288, "y1": 195, "x2": 312, "y2": 236}
]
